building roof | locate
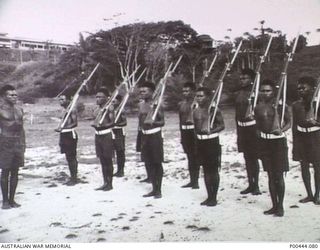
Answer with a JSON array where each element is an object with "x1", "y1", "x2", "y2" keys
[{"x1": 0, "y1": 32, "x2": 72, "y2": 46}]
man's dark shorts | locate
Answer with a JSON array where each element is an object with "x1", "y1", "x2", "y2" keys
[
  {"x1": 236, "y1": 124, "x2": 258, "y2": 157},
  {"x1": 141, "y1": 131, "x2": 163, "y2": 164},
  {"x1": 0, "y1": 137, "x2": 24, "y2": 170},
  {"x1": 293, "y1": 130, "x2": 320, "y2": 164},
  {"x1": 113, "y1": 128, "x2": 125, "y2": 152},
  {"x1": 259, "y1": 137, "x2": 289, "y2": 173},
  {"x1": 59, "y1": 131, "x2": 77, "y2": 156},
  {"x1": 95, "y1": 133, "x2": 114, "y2": 159},
  {"x1": 180, "y1": 129, "x2": 196, "y2": 155},
  {"x1": 196, "y1": 137, "x2": 221, "y2": 168}
]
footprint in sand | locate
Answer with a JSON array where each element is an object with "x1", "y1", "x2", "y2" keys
[
  {"x1": 97, "y1": 238, "x2": 106, "y2": 242},
  {"x1": 92, "y1": 213, "x2": 102, "y2": 217},
  {"x1": 50, "y1": 222, "x2": 62, "y2": 227},
  {"x1": 163, "y1": 221, "x2": 174, "y2": 225},
  {"x1": 47, "y1": 183, "x2": 58, "y2": 188},
  {"x1": 65, "y1": 234, "x2": 78, "y2": 239},
  {"x1": 197, "y1": 227, "x2": 210, "y2": 232},
  {"x1": 129, "y1": 216, "x2": 139, "y2": 222},
  {"x1": 235, "y1": 175, "x2": 246, "y2": 179},
  {"x1": 290, "y1": 205, "x2": 299, "y2": 208}
]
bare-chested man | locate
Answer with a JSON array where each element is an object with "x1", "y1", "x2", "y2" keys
[
  {"x1": 138, "y1": 81, "x2": 165, "y2": 199},
  {"x1": 254, "y1": 80, "x2": 291, "y2": 217},
  {"x1": 193, "y1": 87, "x2": 224, "y2": 206},
  {"x1": 92, "y1": 87, "x2": 115, "y2": 191},
  {"x1": 292, "y1": 76, "x2": 320, "y2": 205},
  {"x1": 178, "y1": 82, "x2": 199, "y2": 189},
  {"x1": 55, "y1": 94, "x2": 78, "y2": 185},
  {"x1": 234, "y1": 69, "x2": 261, "y2": 195},
  {"x1": 0, "y1": 85, "x2": 25, "y2": 209}
]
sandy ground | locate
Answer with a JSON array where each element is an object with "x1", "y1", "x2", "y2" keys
[{"x1": 0, "y1": 101, "x2": 320, "y2": 243}]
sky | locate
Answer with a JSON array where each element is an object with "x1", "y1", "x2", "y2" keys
[{"x1": 0, "y1": 0, "x2": 320, "y2": 45}]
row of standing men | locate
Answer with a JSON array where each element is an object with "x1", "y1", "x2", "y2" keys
[{"x1": 0, "y1": 69, "x2": 319, "y2": 217}]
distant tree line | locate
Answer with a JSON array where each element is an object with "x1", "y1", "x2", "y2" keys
[{"x1": 1, "y1": 20, "x2": 319, "y2": 108}]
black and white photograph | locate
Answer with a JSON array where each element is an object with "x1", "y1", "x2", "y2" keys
[{"x1": 0, "y1": 0, "x2": 320, "y2": 246}]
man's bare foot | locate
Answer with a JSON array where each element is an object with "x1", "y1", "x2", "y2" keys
[
  {"x1": 206, "y1": 200, "x2": 217, "y2": 207},
  {"x1": 274, "y1": 207, "x2": 284, "y2": 217},
  {"x1": 2, "y1": 201, "x2": 11, "y2": 210},
  {"x1": 240, "y1": 186, "x2": 253, "y2": 195},
  {"x1": 299, "y1": 196, "x2": 314, "y2": 203},
  {"x1": 200, "y1": 199, "x2": 209, "y2": 206},
  {"x1": 143, "y1": 191, "x2": 155, "y2": 197},
  {"x1": 313, "y1": 196, "x2": 320, "y2": 205},
  {"x1": 181, "y1": 182, "x2": 193, "y2": 188},
  {"x1": 9, "y1": 201, "x2": 21, "y2": 208},
  {"x1": 263, "y1": 207, "x2": 277, "y2": 215}
]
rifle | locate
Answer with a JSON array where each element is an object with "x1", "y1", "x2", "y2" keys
[
  {"x1": 245, "y1": 35, "x2": 273, "y2": 119},
  {"x1": 56, "y1": 63, "x2": 100, "y2": 131},
  {"x1": 144, "y1": 55, "x2": 183, "y2": 123},
  {"x1": 114, "y1": 68, "x2": 146, "y2": 123},
  {"x1": 185, "y1": 53, "x2": 219, "y2": 124},
  {"x1": 208, "y1": 41, "x2": 243, "y2": 130},
  {"x1": 199, "y1": 53, "x2": 219, "y2": 87},
  {"x1": 306, "y1": 76, "x2": 320, "y2": 122},
  {"x1": 98, "y1": 66, "x2": 140, "y2": 125},
  {"x1": 271, "y1": 32, "x2": 300, "y2": 133}
]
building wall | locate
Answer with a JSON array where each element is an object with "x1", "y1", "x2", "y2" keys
[{"x1": 0, "y1": 34, "x2": 71, "y2": 51}]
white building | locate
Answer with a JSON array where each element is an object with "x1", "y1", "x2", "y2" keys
[{"x1": 0, "y1": 33, "x2": 72, "y2": 51}]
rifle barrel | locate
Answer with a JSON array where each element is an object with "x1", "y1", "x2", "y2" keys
[{"x1": 57, "y1": 63, "x2": 100, "y2": 130}]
